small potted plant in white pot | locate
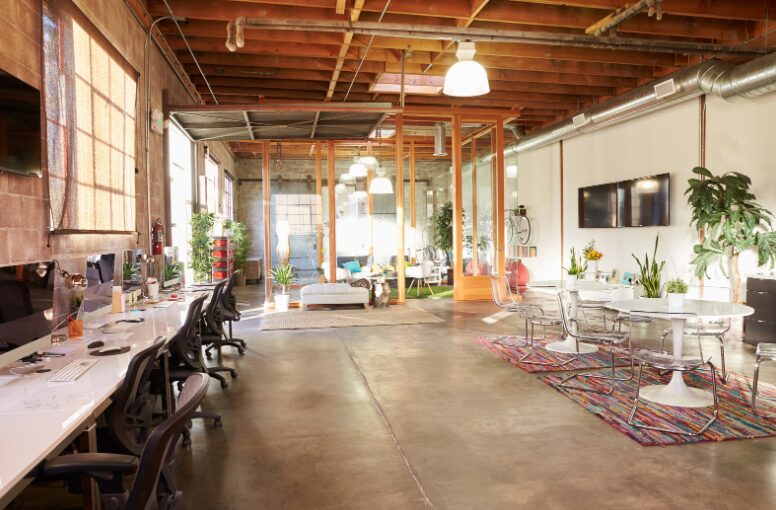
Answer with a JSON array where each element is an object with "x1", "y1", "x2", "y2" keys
[
  {"x1": 565, "y1": 247, "x2": 587, "y2": 286},
  {"x1": 270, "y1": 264, "x2": 296, "y2": 312},
  {"x1": 665, "y1": 277, "x2": 688, "y2": 310}
]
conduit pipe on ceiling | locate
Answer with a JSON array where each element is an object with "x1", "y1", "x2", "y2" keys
[{"x1": 514, "y1": 51, "x2": 776, "y2": 154}]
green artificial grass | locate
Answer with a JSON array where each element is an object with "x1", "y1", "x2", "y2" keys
[{"x1": 390, "y1": 285, "x2": 454, "y2": 299}]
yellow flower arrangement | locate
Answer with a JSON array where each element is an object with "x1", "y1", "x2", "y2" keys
[{"x1": 583, "y1": 240, "x2": 603, "y2": 261}]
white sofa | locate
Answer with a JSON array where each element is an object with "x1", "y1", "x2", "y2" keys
[{"x1": 300, "y1": 283, "x2": 370, "y2": 309}]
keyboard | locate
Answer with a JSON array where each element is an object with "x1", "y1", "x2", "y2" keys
[{"x1": 49, "y1": 359, "x2": 99, "y2": 382}]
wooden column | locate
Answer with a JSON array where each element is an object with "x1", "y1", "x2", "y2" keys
[
  {"x1": 395, "y1": 113, "x2": 405, "y2": 303},
  {"x1": 495, "y1": 119, "x2": 506, "y2": 276},
  {"x1": 452, "y1": 114, "x2": 463, "y2": 301},
  {"x1": 471, "y1": 135, "x2": 479, "y2": 276},
  {"x1": 367, "y1": 142, "x2": 374, "y2": 258},
  {"x1": 327, "y1": 141, "x2": 337, "y2": 282},
  {"x1": 262, "y1": 141, "x2": 272, "y2": 303},
  {"x1": 315, "y1": 142, "x2": 324, "y2": 279},
  {"x1": 409, "y1": 140, "x2": 416, "y2": 262}
]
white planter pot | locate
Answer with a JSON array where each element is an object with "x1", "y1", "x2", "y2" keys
[
  {"x1": 667, "y1": 293, "x2": 685, "y2": 310},
  {"x1": 566, "y1": 274, "x2": 578, "y2": 287},
  {"x1": 274, "y1": 293, "x2": 290, "y2": 312}
]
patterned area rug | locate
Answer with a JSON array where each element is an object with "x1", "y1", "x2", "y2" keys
[
  {"x1": 260, "y1": 306, "x2": 444, "y2": 330},
  {"x1": 476, "y1": 335, "x2": 632, "y2": 373},
  {"x1": 539, "y1": 369, "x2": 776, "y2": 446}
]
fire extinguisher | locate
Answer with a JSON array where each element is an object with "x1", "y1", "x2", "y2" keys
[{"x1": 152, "y1": 218, "x2": 164, "y2": 255}]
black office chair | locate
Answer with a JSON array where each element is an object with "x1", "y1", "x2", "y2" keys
[
  {"x1": 0, "y1": 280, "x2": 34, "y2": 323},
  {"x1": 220, "y1": 270, "x2": 246, "y2": 349},
  {"x1": 102, "y1": 336, "x2": 166, "y2": 457},
  {"x1": 201, "y1": 279, "x2": 244, "y2": 359},
  {"x1": 38, "y1": 373, "x2": 210, "y2": 510}
]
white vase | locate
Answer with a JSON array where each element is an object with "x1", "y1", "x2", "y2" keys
[
  {"x1": 274, "y1": 293, "x2": 290, "y2": 312},
  {"x1": 566, "y1": 274, "x2": 578, "y2": 287},
  {"x1": 667, "y1": 293, "x2": 685, "y2": 310}
]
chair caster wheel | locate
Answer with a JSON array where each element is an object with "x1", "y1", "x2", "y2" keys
[
  {"x1": 230, "y1": 370, "x2": 238, "y2": 379},
  {"x1": 214, "y1": 418, "x2": 222, "y2": 429},
  {"x1": 238, "y1": 348, "x2": 245, "y2": 355},
  {"x1": 220, "y1": 380, "x2": 229, "y2": 389},
  {"x1": 206, "y1": 353, "x2": 212, "y2": 360}
]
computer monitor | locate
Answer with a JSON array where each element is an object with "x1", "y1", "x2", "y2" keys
[
  {"x1": 84, "y1": 252, "x2": 117, "y2": 312},
  {"x1": 0, "y1": 261, "x2": 55, "y2": 353}
]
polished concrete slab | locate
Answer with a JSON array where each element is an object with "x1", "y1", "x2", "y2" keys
[{"x1": 170, "y1": 287, "x2": 776, "y2": 510}]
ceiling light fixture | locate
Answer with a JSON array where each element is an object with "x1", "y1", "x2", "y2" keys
[
  {"x1": 443, "y1": 41, "x2": 489, "y2": 97},
  {"x1": 349, "y1": 153, "x2": 368, "y2": 178},
  {"x1": 369, "y1": 169, "x2": 393, "y2": 194}
]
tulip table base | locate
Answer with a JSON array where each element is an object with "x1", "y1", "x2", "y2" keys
[{"x1": 639, "y1": 372, "x2": 715, "y2": 408}]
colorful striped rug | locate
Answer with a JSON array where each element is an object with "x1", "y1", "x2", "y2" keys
[
  {"x1": 476, "y1": 335, "x2": 632, "y2": 373},
  {"x1": 539, "y1": 369, "x2": 776, "y2": 446}
]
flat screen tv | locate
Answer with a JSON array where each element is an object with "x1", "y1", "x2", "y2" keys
[
  {"x1": 578, "y1": 183, "x2": 617, "y2": 228},
  {"x1": 0, "y1": 261, "x2": 55, "y2": 351},
  {"x1": 0, "y1": 69, "x2": 42, "y2": 177},
  {"x1": 578, "y1": 173, "x2": 670, "y2": 228}
]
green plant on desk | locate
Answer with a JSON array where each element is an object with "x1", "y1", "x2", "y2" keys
[
  {"x1": 666, "y1": 278, "x2": 688, "y2": 295},
  {"x1": 632, "y1": 235, "x2": 665, "y2": 298},
  {"x1": 164, "y1": 261, "x2": 183, "y2": 282},
  {"x1": 122, "y1": 262, "x2": 138, "y2": 281},
  {"x1": 565, "y1": 247, "x2": 588, "y2": 276}
]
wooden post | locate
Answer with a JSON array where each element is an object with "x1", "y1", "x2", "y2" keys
[
  {"x1": 409, "y1": 140, "x2": 416, "y2": 263},
  {"x1": 471, "y1": 135, "x2": 479, "y2": 276},
  {"x1": 327, "y1": 141, "x2": 337, "y2": 282},
  {"x1": 495, "y1": 119, "x2": 506, "y2": 276},
  {"x1": 367, "y1": 142, "x2": 374, "y2": 259},
  {"x1": 262, "y1": 141, "x2": 272, "y2": 304},
  {"x1": 395, "y1": 113, "x2": 405, "y2": 304},
  {"x1": 315, "y1": 142, "x2": 324, "y2": 280},
  {"x1": 452, "y1": 114, "x2": 463, "y2": 301}
]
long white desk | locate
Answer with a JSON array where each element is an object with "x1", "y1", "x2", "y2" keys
[{"x1": 0, "y1": 294, "x2": 202, "y2": 508}]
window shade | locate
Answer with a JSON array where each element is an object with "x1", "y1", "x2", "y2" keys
[{"x1": 43, "y1": 0, "x2": 138, "y2": 232}]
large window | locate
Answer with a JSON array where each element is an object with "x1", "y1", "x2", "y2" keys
[
  {"x1": 43, "y1": 0, "x2": 137, "y2": 231},
  {"x1": 205, "y1": 156, "x2": 219, "y2": 214},
  {"x1": 168, "y1": 122, "x2": 193, "y2": 284},
  {"x1": 223, "y1": 172, "x2": 234, "y2": 220}
]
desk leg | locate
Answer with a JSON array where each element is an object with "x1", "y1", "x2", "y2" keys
[
  {"x1": 77, "y1": 422, "x2": 99, "y2": 510},
  {"x1": 639, "y1": 318, "x2": 715, "y2": 408}
]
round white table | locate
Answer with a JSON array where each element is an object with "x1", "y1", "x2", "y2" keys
[
  {"x1": 606, "y1": 298, "x2": 754, "y2": 408},
  {"x1": 527, "y1": 280, "x2": 627, "y2": 354}
]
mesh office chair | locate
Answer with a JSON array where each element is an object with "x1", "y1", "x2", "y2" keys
[
  {"x1": 555, "y1": 291, "x2": 633, "y2": 394},
  {"x1": 489, "y1": 274, "x2": 564, "y2": 366},
  {"x1": 201, "y1": 279, "x2": 245, "y2": 359},
  {"x1": 219, "y1": 270, "x2": 246, "y2": 349},
  {"x1": 0, "y1": 280, "x2": 33, "y2": 323},
  {"x1": 38, "y1": 373, "x2": 210, "y2": 510},
  {"x1": 628, "y1": 312, "x2": 720, "y2": 436}
]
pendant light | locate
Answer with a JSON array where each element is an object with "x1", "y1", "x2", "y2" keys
[
  {"x1": 359, "y1": 141, "x2": 378, "y2": 167},
  {"x1": 349, "y1": 150, "x2": 367, "y2": 178},
  {"x1": 443, "y1": 41, "x2": 490, "y2": 97},
  {"x1": 369, "y1": 128, "x2": 393, "y2": 194}
]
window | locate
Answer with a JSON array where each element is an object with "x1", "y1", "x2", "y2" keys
[
  {"x1": 168, "y1": 122, "x2": 193, "y2": 283},
  {"x1": 223, "y1": 173, "x2": 234, "y2": 220},
  {"x1": 43, "y1": 0, "x2": 137, "y2": 232},
  {"x1": 205, "y1": 156, "x2": 219, "y2": 214}
]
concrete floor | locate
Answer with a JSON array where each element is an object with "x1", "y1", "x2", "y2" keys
[{"x1": 169, "y1": 287, "x2": 776, "y2": 510}]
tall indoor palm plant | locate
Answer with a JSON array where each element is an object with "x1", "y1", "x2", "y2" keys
[{"x1": 686, "y1": 167, "x2": 776, "y2": 303}]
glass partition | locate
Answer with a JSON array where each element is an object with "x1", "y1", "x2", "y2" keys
[{"x1": 462, "y1": 128, "x2": 495, "y2": 276}]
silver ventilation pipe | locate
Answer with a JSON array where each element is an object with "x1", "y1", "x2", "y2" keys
[
  {"x1": 516, "y1": 51, "x2": 776, "y2": 154},
  {"x1": 433, "y1": 122, "x2": 447, "y2": 156}
]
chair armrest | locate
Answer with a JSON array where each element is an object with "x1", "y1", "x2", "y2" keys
[{"x1": 41, "y1": 453, "x2": 138, "y2": 479}]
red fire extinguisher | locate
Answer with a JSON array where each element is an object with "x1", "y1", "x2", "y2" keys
[{"x1": 152, "y1": 218, "x2": 165, "y2": 255}]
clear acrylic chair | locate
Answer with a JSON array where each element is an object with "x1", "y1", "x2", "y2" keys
[
  {"x1": 629, "y1": 312, "x2": 720, "y2": 436},
  {"x1": 660, "y1": 285, "x2": 732, "y2": 382},
  {"x1": 752, "y1": 343, "x2": 776, "y2": 415},
  {"x1": 489, "y1": 274, "x2": 563, "y2": 365},
  {"x1": 555, "y1": 291, "x2": 633, "y2": 394}
]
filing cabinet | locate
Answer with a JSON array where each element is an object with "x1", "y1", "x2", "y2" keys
[{"x1": 744, "y1": 276, "x2": 776, "y2": 346}]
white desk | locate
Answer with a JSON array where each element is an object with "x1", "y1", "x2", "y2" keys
[
  {"x1": 527, "y1": 280, "x2": 629, "y2": 354},
  {"x1": 607, "y1": 298, "x2": 754, "y2": 407},
  {"x1": 0, "y1": 294, "x2": 201, "y2": 507}
]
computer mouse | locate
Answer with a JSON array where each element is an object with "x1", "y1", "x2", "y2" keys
[{"x1": 87, "y1": 340, "x2": 105, "y2": 349}]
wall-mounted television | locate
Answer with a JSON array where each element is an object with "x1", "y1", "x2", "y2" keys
[
  {"x1": 578, "y1": 173, "x2": 670, "y2": 228},
  {"x1": 0, "y1": 70, "x2": 42, "y2": 178}
]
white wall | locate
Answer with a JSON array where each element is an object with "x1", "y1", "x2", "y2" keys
[
  {"x1": 562, "y1": 100, "x2": 700, "y2": 282},
  {"x1": 515, "y1": 143, "x2": 563, "y2": 281}
]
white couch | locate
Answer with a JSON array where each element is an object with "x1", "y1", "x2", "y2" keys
[{"x1": 300, "y1": 283, "x2": 370, "y2": 309}]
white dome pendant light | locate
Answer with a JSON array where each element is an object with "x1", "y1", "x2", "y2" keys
[
  {"x1": 443, "y1": 41, "x2": 490, "y2": 97},
  {"x1": 349, "y1": 150, "x2": 368, "y2": 178},
  {"x1": 369, "y1": 169, "x2": 393, "y2": 194}
]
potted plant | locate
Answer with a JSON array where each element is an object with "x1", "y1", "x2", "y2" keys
[
  {"x1": 632, "y1": 235, "x2": 665, "y2": 298},
  {"x1": 686, "y1": 167, "x2": 776, "y2": 303},
  {"x1": 665, "y1": 277, "x2": 688, "y2": 310},
  {"x1": 270, "y1": 264, "x2": 296, "y2": 312},
  {"x1": 583, "y1": 240, "x2": 604, "y2": 275},
  {"x1": 430, "y1": 201, "x2": 454, "y2": 284},
  {"x1": 227, "y1": 220, "x2": 251, "y2": 286},
  {"x1": 163, "y1": 261, "x2": 183, "y2": 288},
  {"x1": 564, "y1": 247, "x2": 587, "y2": 286},
  {"x1": 190, "y1": 211, "x2": 215, "y2": 283}
]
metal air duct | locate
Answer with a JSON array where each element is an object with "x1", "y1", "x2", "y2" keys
[
  {"x1": 433, "y1": 122, "x2": 447, "y2": 156},
  {"x1": 516, "y1": 51, "x2": 776, "y2": 154}
]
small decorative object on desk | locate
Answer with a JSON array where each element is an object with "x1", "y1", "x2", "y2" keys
[
  {"x1": 583, "y1": 240, "x2": 603, "y2": 275},
  {"x1": 665, "y1": 277, "x2": 688, "y2": 310},
  {"x1": 146, "y1": 277, "x2": 160, "y2": 301},
  {"x1": 564, "y1": 247, "x2": 587, "y2": 286},
  {"x1": 67, "y1": 289, "x2": 84, "y2": 338}
]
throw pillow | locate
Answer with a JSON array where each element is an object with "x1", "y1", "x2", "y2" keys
[{"x1": 343, "y1": 260, "x2": 361, "y2": 273}]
